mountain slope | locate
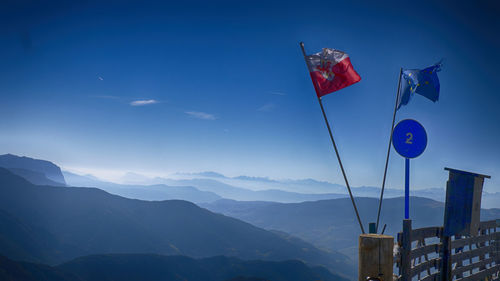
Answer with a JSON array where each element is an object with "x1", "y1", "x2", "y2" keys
[
  {"x1": 0, "y1": 154, "x2": 66, "y2": 185},
  {"x1": 0, "y1": 255, "x2": 80, "y2": 281},
  {"x1": 58, "y1": 254, "x2": 349, "y2": 281},
  {"x1": 0, "y1": 209, "x2": 61, "y2": 263},
  {"x1": 0, "y1": 168, "x2": 354, "y2": 278},
  {"x1": 7, "y1": 168, "x2": 65, "y2": 187}
]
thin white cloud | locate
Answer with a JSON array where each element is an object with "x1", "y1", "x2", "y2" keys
[
  {"x1": 92, "y1": 95, "x2": 120, "y2": 100},
  {"x1": 185, "y1": 111, "x2": 217, "y2": 120},
  {"x1": 257, "y1": 103, "x2": 275, "y2": 112},
  {"x1": 270, "y1": 91, "x2": 286, "y2": 96},
  {"x1": 130, "y1": 99, "x2": 159, "y2": 106}
]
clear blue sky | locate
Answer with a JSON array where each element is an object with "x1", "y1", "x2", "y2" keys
[{"x1": 1, "y1": 0, "x2": 499, "y2": 191}]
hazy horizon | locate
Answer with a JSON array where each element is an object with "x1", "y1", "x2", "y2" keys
[{"x1": 1, "y1": 152, "x2": 499, "y2": 194}]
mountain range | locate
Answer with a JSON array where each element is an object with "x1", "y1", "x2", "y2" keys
[
  {"x1": 201, "y1": 198, "x2": 500, "y2": 259},
  {"x1": 0, "y1": 167, "x2": 355, "y2": 278},
  {"x1": 0, "y1": 153, "x2": 498, "y2": 280},
  {"x1": 165, "y1": 171, "x2": 499, "y2": 208},
  {"x1": 63, "y1": 170, "x2": 349, "y2": 203},
  {"x1": 3, "y1": 153, "x2": 497, "y2": 208},
  {"x1": 63, "y1": 171, "x2": 222, "y2": 203}
]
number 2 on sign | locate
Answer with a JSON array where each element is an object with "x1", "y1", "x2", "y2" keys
[{"x1": 406, "y1": 132, "x2": 413, "y2": 144}]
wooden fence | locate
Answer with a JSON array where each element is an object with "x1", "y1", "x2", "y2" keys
[{"x1": 393, "y1": 219, "x2": 500, "y2": 281}]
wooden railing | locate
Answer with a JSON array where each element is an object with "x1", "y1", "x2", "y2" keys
[{"x1": 394, "y1": 219, "x2": 500, "y2": 281}]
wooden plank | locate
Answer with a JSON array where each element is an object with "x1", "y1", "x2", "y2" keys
[
  {"x1": 452, "y1": 256, "x2": 495, "y2": 277},
  {"x1": 456, "y1": 264, "x2": 500, "y2": 281},
  {"x1": 419, "y1": 272, "x2": 440, "y2": 281},
  {"x1": 410, "y1": 243, "x2": 440, "y2": 260},
  {"x1": 451, "y1": 245, "x2": 495, "y2": 263},
  {"x1": 410, "y1": 258, "x2": 440, "y2": 278},
  {"x1": 479, "y1": 220, "x2": 497, "y2": 230},
  {"x1": 410, "y1": 227, "x2": 442, "y2": 242},
  {"x1": 451, "y1": 233, "x2": 493, "y2": 249}
]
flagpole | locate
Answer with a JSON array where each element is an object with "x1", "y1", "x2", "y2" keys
[
  {"x1": 375, "y1": 67, "x2": 402, "y2": 233},
  {"x1": 300, "y1": 42, "x2": 365, "y2": 234}
]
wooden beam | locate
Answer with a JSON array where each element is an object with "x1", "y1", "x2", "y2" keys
[
  {"x1": 410, "y1": 227, "x2": 442, "y2": 242},
  {"x1": 410, "y1": 258, "x2": 440, "y2": 278},
  {"x1": 411, "y1": 243, "x2": 440, "y2": 260},
  {"x1": 455, "y1": 264, "x2": 500, "y2": 281},
  {"x1": 451, "y1": 256, "x2": 495, "y2": 277},
  {"x1": 451, "y1": 233, "x2": 493, "y2": 249},
  {"x1": 451, "y1": 245, "x2": 495, "y2": 263},
  {"x1": 420, "y1": 272, "x2": 440, "y2": 281}
]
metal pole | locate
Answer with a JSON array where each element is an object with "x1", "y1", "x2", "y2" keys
[
  {"x1": 299, "y1": 42, "x2": 365, "y2": 234},
  {"x1": 405, "y1": 158, "x2": 410, "y2": 219},
  {"x1": 375, "y1": 67, "x2": 402, "y2": 233}
]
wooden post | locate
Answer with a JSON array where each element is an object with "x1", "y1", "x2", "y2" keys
[
  {"x1": 400, "y1": 219, "x2": 412, "y2": 281},
  {"x1": 496, "y1": 226, "x2": 500, "y2": 264},
  {"x1": 358, "y1": 234, "x2": 394, "y2": 281},
  {"x1": 440, "y1": 234, "x2": 452, "y2": 281}
]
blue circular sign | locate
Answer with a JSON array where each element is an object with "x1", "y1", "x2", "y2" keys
[{"x1": 392, "y1": 119, "x2": 427, "y2": 159}]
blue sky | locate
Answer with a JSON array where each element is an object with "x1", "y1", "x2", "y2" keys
[{"x1": 0, "y1": 0, "x2": 499, "y2": 192}]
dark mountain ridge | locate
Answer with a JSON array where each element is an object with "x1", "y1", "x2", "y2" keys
[
  {"x1": 60, "y1": 254, "x2": 349, "y2": 281},
  {"x1": 0, "y1": 254, "x2": 349, "y2": 281}
]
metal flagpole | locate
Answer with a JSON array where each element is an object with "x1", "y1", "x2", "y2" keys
[
  {"x1": 375, "y1": 67, "x2": 402, "y2": 233},
  {"x1": 299, "y1": 42, "x2": 365, "y2": 234},
  {"x1": 404, "y1": 158, "x2": 410, "y2": 219}
]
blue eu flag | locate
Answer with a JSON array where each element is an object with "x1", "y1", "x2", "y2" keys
[{"x1": 397, "y1": 61, "x2": 442, "y2": 110}]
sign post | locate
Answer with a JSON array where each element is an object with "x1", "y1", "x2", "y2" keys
[{"x1": 392, "y1": 119, "x2": 427, "y2": 219}]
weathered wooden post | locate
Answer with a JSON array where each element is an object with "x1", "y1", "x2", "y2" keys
[
  {"x1": 358, "y1": 234, "x2": 394, "y2": 281},
  {"x1": 399, "y1": 219, "x2": 412, "y2": 281},
  {"x1": 440, "y1": 234, "x2": 451, "y2": 281}
]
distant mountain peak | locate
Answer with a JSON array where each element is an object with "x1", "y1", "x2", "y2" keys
[
  {"x1": 0, "y1": 154, "x2": 66, "y2": 186},
  {"x1": 175, "y1": 171, "x2": 227, "y2": 178}
]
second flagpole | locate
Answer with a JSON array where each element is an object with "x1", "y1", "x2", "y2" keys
[{"x1": 300, "y1": 42, "x2": 365, "y2": 234}]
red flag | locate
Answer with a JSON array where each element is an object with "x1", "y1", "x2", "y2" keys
[{"x1": 305, "y1": 48, "x2": 361, "y2": 97}]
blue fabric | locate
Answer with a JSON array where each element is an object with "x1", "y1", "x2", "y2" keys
[{"x1": 397, "y1": 61, "x2": 442, "y2": 110}]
